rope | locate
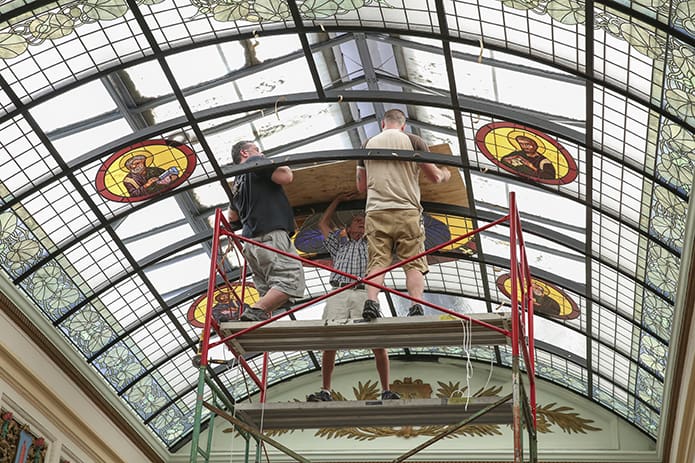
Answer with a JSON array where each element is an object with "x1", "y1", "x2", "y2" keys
[
  {"x1": 461, "y1": 316, "x2": 473, "y2": 410},
  {"x1": 476, "y1": 302, "x2": 507, "y2": 395},
  {"x1": 451, "y1": 315, "x2": 473, "y2": 409},
  {"x1": 483, "y1": 346, "x2": 495, "y2": 393}
]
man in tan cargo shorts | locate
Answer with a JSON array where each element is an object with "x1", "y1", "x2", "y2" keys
[{"x1": 356, "y1": 108, "x2": 451, "y2": 320}]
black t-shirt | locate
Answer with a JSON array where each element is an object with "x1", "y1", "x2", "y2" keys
[{"x1": 231, "y1": 156, "x2": 295, "y2": 238}]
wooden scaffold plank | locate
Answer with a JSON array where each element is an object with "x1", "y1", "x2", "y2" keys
[
  {"x1": 232, "y1": 396, "x2": 514, "y2": 430},
  {"x1": 220, "y1": 313, "x2": 510, "y2": 354}
]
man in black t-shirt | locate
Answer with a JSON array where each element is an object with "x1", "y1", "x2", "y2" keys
[{"x1": 228, "y1": 141, "x2": 305, "y2": 322}]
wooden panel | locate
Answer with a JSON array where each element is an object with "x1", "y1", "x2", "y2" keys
[
  {"x1": 219, "y1": 313, "x2": 510, "y2": 354},
  {"x1": 228, "y1": 144, "x2": 467, "y2": 209},
  {"x1": 419, "y1": 143, "x2": 468, "y2": 208},
  {"x1": 233, "y1": 396, "x2": 513, "y2": 429},
  {"x1": 286, "y1": 160, "x2": 356, "y2": 209}
]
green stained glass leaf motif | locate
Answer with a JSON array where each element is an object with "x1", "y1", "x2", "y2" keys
[
  {"x1": 299, "y1": 0, "x2": 341, "y2": 17},
  {"x1": 620, "y1": 22, "x2": 665, "y2": 59},
  {"x1": 28, "y1": 13, "x2": 75, "y2": 40},
  {"x1": 30, "y1": 264, "x2": 63, "y2": 300},
  {"x1": 299, "y1": 0, "x2": 369, "y2": 17},
  {"x1": 501, "y1": 0, "x2": 540, "y2": 10},
  {"x1": 82, "y1": 0, "x2": 129, "y2": 21},
  {"x1": 641, "y1": 290, "x2": 673, "y2": 340},
  {"x1": 645, "y1": 244, "x2": 679, "y2": 300},
  {"x1": 670, "y1": 44, "x2": 695, "y2": 81},
  {"x1": 636, "y1": 368, "x2": 663, "y2": 409},
  {"x1": 639, "y1": 332, "x2": 668, "y2": 379},
  {"x1": 594, "y1": 387, "x2": 630, "y2": 417},
  {"x1": 664, "y1": 88, "x2": 695, "y2": 123},
  {"x1": 252, "y1": 0, "x2": 291, "y2": 21},
  {"x1": 335, "y1": 0, "x2": 367, "y2": 9},
  {"x1": 25, "y1": 262, "x2": 83, "y2": 318},
  {"x1": 656, "y1": 121, "x2": 695, "y2": 195},
  {"x1": 0, "y1": 212, "x2": 18, "y2": 241},
  {"x1": 650, "y1": 185, "x2": 687, "y2": 251},
  {"x1": 0, "y1": 32, "x2": 28, "y2": 59},
  {"x1": 149, "y1": 405, "x2": 191, "y2": 445},
  {"x1": 6, "y1": 239, "x2": 40, "y2": 263},
  {"x1": 61, "y1": 306, "x2": 116, "y2": 356},
  {"x1": 546, "y1": 0, "x2": 585, "y2": 24},
  {"x1": 50, "y1": 284, "x2": 80, "y2": 309},
  {"x1": 125, "y1": 378, "x2": 169, "y2": 418},
  {"x1": 635, "y1": 402, "x2": 659, "y2": 435},
  {"x1": 535, "y1": 362, "x2": 587, "y2": 393},
  {"x1": 595, "y1": 12, "x2": 622, "y2": 36},
  {"x1": 674, "y1": 0, "x2": 695, "y2": 35},
  {"x1": 0, "y1": 214, "x2": 47, "y2": 278},
  {"x1": 212, "y1": 2, "x2": 251, "y2": 21},
  {"x1": 93, "y1": 343, "x2": 145, "y2": 389}
]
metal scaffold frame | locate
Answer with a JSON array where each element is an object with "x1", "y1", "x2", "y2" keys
[{"x1": 189, "y1": 192, "x2": 537, "y2": 463}]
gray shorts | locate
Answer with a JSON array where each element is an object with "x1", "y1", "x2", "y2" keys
[
  {"x1": 322, "y1": 287, "x2": 367, "y2": 320},
  {"x1": 242, "y1": 229, "x2": 306, "y2": 302}
]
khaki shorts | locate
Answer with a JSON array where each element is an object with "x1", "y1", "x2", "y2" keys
[
  {"x1": 322, "y1": 287, "x2": 367, "y2": 320},
  {"x1": 242, "y1": 229, "x2": 306, "y2": 301},
  {"x1": 365, "y1": 209, "x2": 428, "y2": 274}
]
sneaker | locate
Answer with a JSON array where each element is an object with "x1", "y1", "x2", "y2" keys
[
  {"x1": 381, "y1": 390, "x2": 400, "y2": 400},
  {"x1": 240, "y1": 307, "x2": 269, "y2": 322},
  {"x1": 306, "y1": 390, "x2": 333, "y2": 402},
  {"x1": 214, "y1": 303, "x2": 248, "y2": 323},
  {"x1": 362, "y1": 300, "x2": 382, "y2": 321},
  {"x1": 408, "y1": 304, "x2": 424, "y2": 317}
]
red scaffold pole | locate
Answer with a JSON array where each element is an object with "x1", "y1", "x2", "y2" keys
[
  {"x1": 509, "y1": 192, "x2": 523, "y2": 463},
  {"x1": 260, "y1": 352, "x2": 269, "y2": 403},
  {"x1": 513, "y1": 203, "x2": 537, "y2": 428},
  {"x1": 199, "y1": 209, "x2": 223, "y2": 368},
  {"x1": 189, "y1": 208, "x2": 225, "y2": 462}
]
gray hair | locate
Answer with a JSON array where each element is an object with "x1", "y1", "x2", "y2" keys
[{"x1": 231, "y1": 140, "x2": 253, "y2": 165}]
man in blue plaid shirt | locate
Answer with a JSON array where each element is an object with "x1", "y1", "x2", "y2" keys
[{"x1": 306, "y1": 192, "x2": 400, "y2": 402}]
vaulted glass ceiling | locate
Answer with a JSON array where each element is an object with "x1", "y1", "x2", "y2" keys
[{"x1": 0, "y1": 0, "x2": 693, "y2": 455}]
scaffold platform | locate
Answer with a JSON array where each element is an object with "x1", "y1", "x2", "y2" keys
[
  {"x1": 219, "y1": 313, "x2": 511, "y2": 354},
  {"x1": 231, "y1": 396, "x2": 513, "y2": 429}
]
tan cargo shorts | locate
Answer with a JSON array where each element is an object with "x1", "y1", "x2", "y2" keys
[{"x1": 364, "y1": 209, "x2": 428, "y2": 274}]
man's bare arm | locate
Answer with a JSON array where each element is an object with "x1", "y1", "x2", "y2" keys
[
  {"x1": 356, "y1": 165, "x2": 367, "y2": 193},
  {"x1": 271, "y1": 166, "x2": 294, "y2": 185},
  {"x1": 420, "y1": 163, "x2": 452, "y2": 184},
  {"x1": 228, "y1": 209, "x2": 239, "y2": 223},
  {"x1": 318, "y1": 192, "x2": 355, "y2": 239}
]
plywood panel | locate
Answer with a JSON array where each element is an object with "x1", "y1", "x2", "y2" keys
[{"x1": 228, "y1": 144, "x2": 467, "y2": 209}]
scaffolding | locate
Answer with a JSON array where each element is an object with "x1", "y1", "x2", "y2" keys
[{"x1": 189, "y1": 192, "x2": 537, "y2": 463}]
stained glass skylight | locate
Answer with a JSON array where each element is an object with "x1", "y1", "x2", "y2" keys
[{"x1": 0, "y1": 0, "x2": 693, "y2": 456}]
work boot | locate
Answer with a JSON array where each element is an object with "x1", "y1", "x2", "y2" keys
[
  {"x1": 408, "y1": 304, "x2": 424, "y2": 316},
  {"x1": 239, "y1": 307, "x2": 269, "y2": 322},
  {"x1": 362, "y1": 300, "x2": 382, "y2": 321},
  {"x1": 306, "y1": 390, "x2": 333, "y2": 402}
]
